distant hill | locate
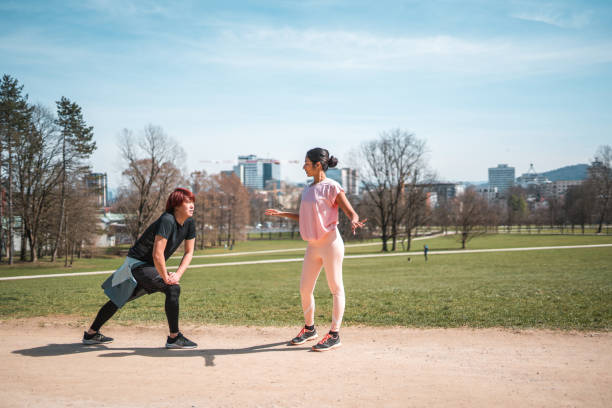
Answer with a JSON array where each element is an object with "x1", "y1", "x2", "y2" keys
[{"x1": 541, "y1": 164, "x2": 589, "y2": 181}]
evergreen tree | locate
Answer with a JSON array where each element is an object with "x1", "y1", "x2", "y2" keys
[
  {"x1": 0, "y1": 74, "x2": 34, "y2": 264},
  {"x1": 52, "y1": 96, "x2": 96, "y2": 265}
]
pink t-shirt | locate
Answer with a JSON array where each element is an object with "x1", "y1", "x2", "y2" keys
[{"x1": 299, "y1": 178, "x2": 345, "y2": 242}]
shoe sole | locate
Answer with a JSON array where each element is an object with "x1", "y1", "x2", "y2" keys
[
  {"x1": 290, "y1": 334, "x2": 318, "y2": 345},
  {"x1": 312, "y1": 341, "x2": 342, "y2": 352},
  {"x1": 165, "y1": 343, "x2": 197, "y2": 349},
  {"x1": 82, "y1": 339, "x2": 113, "y2": 345}
]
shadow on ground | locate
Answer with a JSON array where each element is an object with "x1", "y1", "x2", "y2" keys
[{"x1": 12, "y1": 341, "x2": 310, "y2": 367}]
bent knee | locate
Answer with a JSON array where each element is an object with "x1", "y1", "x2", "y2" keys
[{"x1": 165, "y1": 284, "x2": 181, "y2": 297}]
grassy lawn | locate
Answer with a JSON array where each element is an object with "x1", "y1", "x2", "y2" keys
[{"x1": 1, "y1": 234, "x2": 610, "y2": 330}]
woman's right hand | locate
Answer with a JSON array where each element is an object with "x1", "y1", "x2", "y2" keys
[{"x1": 265, "y1": 208, "x2": 283, "y2": 217}]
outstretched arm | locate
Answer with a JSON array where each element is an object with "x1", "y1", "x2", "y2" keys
[
  {"x1": 336, "y1": 192, "x2": 367, "y2": 234},
  {"x1": 265, "y1": 208, "x2": 299, "y2": 222}
]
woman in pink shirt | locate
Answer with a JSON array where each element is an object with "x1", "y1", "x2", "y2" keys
[{"x1": 265, "y1": 148, "x2": 365, "y2": 351}]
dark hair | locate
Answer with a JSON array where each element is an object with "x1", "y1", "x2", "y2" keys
[
  {"x1": 165, "y1": 187, "x2": 195, "y2": 213},
  {"x1": 306, "y1": 147, "x2": 338, "y2": 171}
]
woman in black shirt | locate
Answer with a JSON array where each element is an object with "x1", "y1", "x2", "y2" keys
[{"x1": 83, "y1": 188, "x2": 197, "y2": 349}]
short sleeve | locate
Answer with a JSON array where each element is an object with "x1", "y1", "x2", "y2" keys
[
  {"x1": 186, "y1": 219, "x2": 196, "y2": 240},
  {"x1": 327, "y1": 181, "x2": 344, "y2": 207},
  {"x1": 156, "y1": 214, "x2": 174, "y2": 239}
]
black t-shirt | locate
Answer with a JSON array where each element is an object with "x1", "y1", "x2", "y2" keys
[{"x1": 127, "y1": 212, "x2": 196, "y2": 264}]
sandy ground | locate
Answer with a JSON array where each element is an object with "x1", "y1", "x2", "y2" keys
[{"x1": 1, "y1": 318, "x2": 610, "y2": 408}]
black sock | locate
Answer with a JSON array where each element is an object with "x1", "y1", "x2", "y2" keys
[
  {"x1": 305, "y1": 324, "x2": 315, "y2": 331},
  {"x1": 329, "y1": 330, "x2": 339, "y2": 337}
]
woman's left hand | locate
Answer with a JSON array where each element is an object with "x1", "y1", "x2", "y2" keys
[
  {"x1": 167, "y1": 272, "x2": 180, "y2": 284},
  {"x1": 351, "y1": 218, "x2": 367, "y2": 234}
]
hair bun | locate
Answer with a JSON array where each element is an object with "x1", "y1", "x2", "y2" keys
[{"x1": 328, "y1": 155, "x2": 338, "y2": 168}]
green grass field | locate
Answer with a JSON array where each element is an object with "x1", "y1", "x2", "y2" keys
[{"x1": 1, "y1": 234, "x2": 611, "y2": 330}]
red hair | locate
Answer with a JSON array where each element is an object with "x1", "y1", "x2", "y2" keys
[{"x1": 166, "y1": 188, "x2": 195, "y2": 213}]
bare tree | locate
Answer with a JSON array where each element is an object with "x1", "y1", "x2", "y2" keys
[
  {"x1": 190, "y1": 170, "x2": 219, "y2": 249},
  {"x1": 14, "y1": 104, "x2": 62, "y2": 261},
  {"x1": 116, "y1": 125, "x2": 185, "y2": 242},
  {"x1": 64, "y1": 178, "x2": 99, "y2": 264},
  {"x1": 588, "y1": 145, "x2": 612, "y2": 233},
  {"x1": 451, "y1": 188, "x2": 489, "y2": 249},
  {"x1": 402, "y1": 168, "x2": 435, "y2": 250},
  {"x1": 213, "y1": 173, "x2": 249, "y2": 246},
  {"x1": 564, "y1": 184, "x2": 595, "y2": 234},
  {"x1": 359, "y1": 129, "x2": 427, "y2": 251}
]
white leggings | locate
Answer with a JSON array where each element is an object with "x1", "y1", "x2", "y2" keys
[{"x1": 300, "y1": 228, "x2": 345, "y2": 332}]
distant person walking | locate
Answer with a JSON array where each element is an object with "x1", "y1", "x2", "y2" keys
[
  {"x1": 424, "y1": 244, "x2": 429, "y2": 261},
  {"x1": 265, "y1": 148, "x2": 366, "y2": 351},
  {"x1": 83, "y1": 188, "x2": 198, "y2": 349}
]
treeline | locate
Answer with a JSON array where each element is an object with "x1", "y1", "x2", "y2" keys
[
  {"x1": 0, "y1": 75, "x2": 98, "y2": 264},
  {"x1": 3, "y1": 74, "x2": 609, "y2": 260},
  {"x1": 343, "y1": 132, "x2": 612, "y2": 250}
]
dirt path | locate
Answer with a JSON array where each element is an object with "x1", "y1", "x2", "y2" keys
[{"x1": 1, "y1": 318, "x2": 610, "y2": 407}]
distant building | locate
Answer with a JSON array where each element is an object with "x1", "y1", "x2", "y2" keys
[
  {"x1": 422, "y1": 183, "x2": 465, "y2": 207},
  {"x1": 542, "y1": 180, "x2": 583, "y2": 199},
  {"x1": 476, "y1": 186, "x2": 498, "y2": 201},
  {"x1": 326, "y1": 167, "x2": 360, "y2": 196},
  {"x1": 488, "y1": 164, "x2": 515, "y2": 196},
  {"x1": 516, "y1": 164, "x2": 551, "y2": 188},
  {"x1": 233, "y1": 155, "x2": 281, "y2": 190},
  {"x1": 85, "y1": 172, "x2": 108, "y2": 208}
]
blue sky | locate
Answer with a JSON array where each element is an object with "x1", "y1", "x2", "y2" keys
[{"x1": 1, "y1": 0, "x2": 611, "y2": 188}]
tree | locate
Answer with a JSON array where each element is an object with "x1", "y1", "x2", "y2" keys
[
  {"x1": 359, "y1": 129, "x2": 427, "y2": 251},
  {"x1": 14, "y1": 104, "x2": 62, "y2": 261},
  {"x1": 190, "y1": 170, "x2": 218, "y2": 249},
  {"x1": 0, "y1": 75, "x2": 34, "y2": 264},
  {"x1": 588, "y1": 145, "x2": 612, "y2": 233},
  {"x1": 213, "y1": 173, "x2": 249, "y2": 246},
  {"x1": 53, "y1": 96, "x2": 96, "y2": 264},
  {"x1": 116, "y1": 125, "x2": 185, "y2": 242},
  {"x1": 64, "y1": 177, "x2": 99, "y2": 264},
  {"x1": 506, "y1": 187, "x2": 528, "y2": 231},
  {"x1": 564, "y1": 184, "x2": 594, "y2": 234},
  {"x1": 451, "y1": 188, "x2": 488, "y2": 249},
  {"x1": 402, "y1": 169, "x2": 433, "y2": 251}
]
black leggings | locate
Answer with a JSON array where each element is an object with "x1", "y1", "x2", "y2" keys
[{"x1": 90, "y1": 266, "x2": 181, "y2": 333}]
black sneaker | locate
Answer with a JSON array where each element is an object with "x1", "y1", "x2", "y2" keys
[
  {"x1": 290, "y1": 327, "x2": 318, "y2": 345},
  {"x1": 312, "y1": 333, "x2": 341, "y2": 352},
  {"x1": 82, "y1": 331, "x2": 113, "y2": 345},
  {"x1": 166, "y1": 332, "x2": 197, "y2": 349}
]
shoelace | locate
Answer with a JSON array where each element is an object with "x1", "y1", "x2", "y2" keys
[
  {"x1": 296, "y1": 328, "x2": 306, "y2": 338},
  {"x1": 317, "y1": 333, "x2": 332, "y2": 345}
]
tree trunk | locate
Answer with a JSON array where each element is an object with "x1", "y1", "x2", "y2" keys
[
  {"x1": 7, "y1": 139, "x2": 13, "y2": 265},
  {"x1": 20, "y1": 221, "x2": 26, "y2": 261},
  {"x1": 52, "y1": 175, "x2": 66, "y2": 262},
  {"x1": 406, "y1": 229, "x2": 412, "y2": 251},
  {"x1": 64, "y1": 213, "x2": 69, "y2": 267},
  {"x1": 28, "y1": 231, "x2": 37, "y2": 262}
]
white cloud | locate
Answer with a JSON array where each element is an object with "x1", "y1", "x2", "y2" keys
[
  {"x1": 181, "y1": 26, "x2": 612, "y2": 77},
  {"x1": 511, "y1": 10, "x2": 591, "y2": 29},
  {"x1": 510, "y1": 2, "x2": 593, "y2": 29}
]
